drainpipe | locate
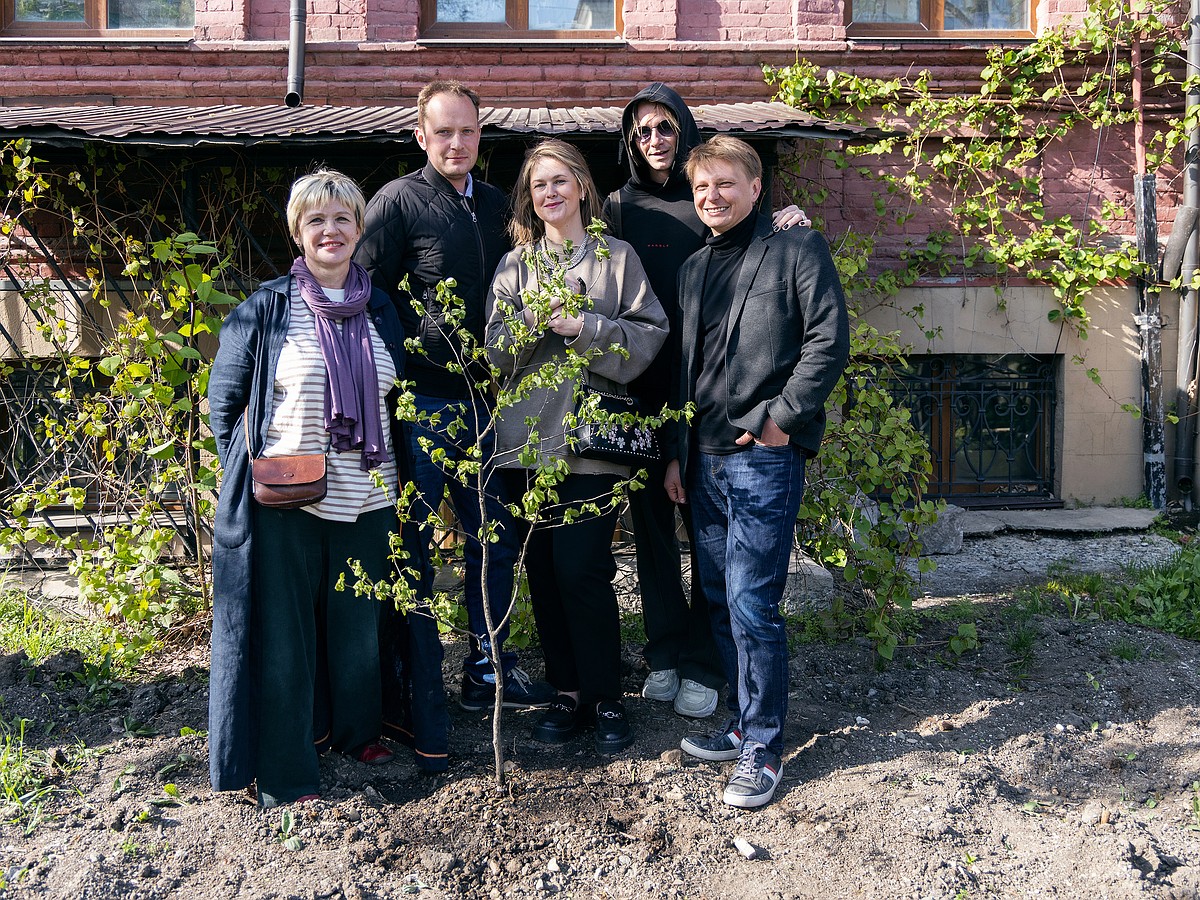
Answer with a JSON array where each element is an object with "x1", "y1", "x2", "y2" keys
[
  {"x1": 284, "y1": 0, "x2": 306, "y2": 108},
  {"x1": 1172, "y1": 0, "x2": 1200, "y2": 506},
  {"x1": 1133, "y1": 17, "x2": 1167, "y2": 508}
]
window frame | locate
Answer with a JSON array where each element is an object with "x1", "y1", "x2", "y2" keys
[
  {"x1": 844, "y1": 0, "x2": 1035, "y2": 39},
  {"x1": 419, "y1": 0, "x2": 622, "y2": 40},
  {"x1": 1, "y1": 0, "x2": 192, "y2": 37}
]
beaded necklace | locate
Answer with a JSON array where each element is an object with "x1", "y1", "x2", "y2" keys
[{"x1": 538, "y1": 237, "x2": 591, "y2": 271}]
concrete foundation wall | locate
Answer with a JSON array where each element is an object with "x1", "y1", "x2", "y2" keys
[{"x1": 860, "y1": 283, "x2": 1180, "y2": 506}]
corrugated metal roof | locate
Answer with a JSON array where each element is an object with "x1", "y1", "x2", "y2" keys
[{"x1": 0, "y1": 102, "x2": 871, "y2": 148}]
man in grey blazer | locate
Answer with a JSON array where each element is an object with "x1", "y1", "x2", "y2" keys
[{"x1": 665, "y1": 135, "x2": 850, "y2": 809}]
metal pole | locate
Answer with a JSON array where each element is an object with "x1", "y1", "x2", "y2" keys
[
  {"x1": 284, "y1": 0, "x2": 306, "y2": 109},
  {"x1": 1133, "y1": 20, "x2": 1167, "y2": 508},
  {"x1": 1173, "y1": 0, "x2": 1200, "y2": 506}
]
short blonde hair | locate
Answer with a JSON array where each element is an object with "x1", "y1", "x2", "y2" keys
[
  {"x1": 286, "y1": 168, "x2": 366, "y2": 242},
  {"x1": 417, "y1": 80, "x2": 480, "y2": 127},
  {"x1": 685, "y1": 134, "x2": 762, "y2": 185},
  {"x1": 508, "y1": 139, "x2": 602, "y2": 247}
]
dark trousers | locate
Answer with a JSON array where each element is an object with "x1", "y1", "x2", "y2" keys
[
  {"x1": 628, "y1": 459, "x2": 724, "y2": 689},
  {"x1": 506, "y1": 470, "x2": 622, "y2": 704},
  {"x1": 251, "y1": 505, "x2": 390, "y2": 805},
  {"x1": 379, "y1": 517, "x2": 450, "y2": 773}
]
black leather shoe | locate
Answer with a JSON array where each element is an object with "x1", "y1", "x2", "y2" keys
[
  {"x1": 594, "y1": 700, "x2": 634, "y2": 754},
  {"x1": 532, "y1": 694, "x2": 580, "y2": 744}
]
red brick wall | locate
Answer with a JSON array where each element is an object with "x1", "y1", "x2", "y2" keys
[
  {"x1": 774, "y1": 116, "x2": 1177, "y2": 275},
  {"x1": 0, "y1": 0, "x2": 1090, "y2": 108},
  {"x1": 0, "y1": 0, "x2": 1171, "y2": 269}
]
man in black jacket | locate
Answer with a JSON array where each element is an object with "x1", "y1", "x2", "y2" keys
[
  {"x1": 354, "y1": 81, "x2": 553, "y2": 717},
  {"x1": 604, "y1": 84, "x2": 808, "y2": 721},
  {"x1": 667, "y1": 136, "x2": 849, "y2": 809}
]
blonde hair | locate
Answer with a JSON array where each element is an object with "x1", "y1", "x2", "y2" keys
[
  {"x1": 417, "y1": 80, "x2": 480, "y2": 127},
  {"x1": 286, "y1": 168, "x2": 366, "y2": 242},
  {"x1": 627, "y1": 101, "x2": 681, "y2": 167},
  {"x1": 685, "y1": 134, "x2": 763, "y2": 184},
  {"x1": 508, "y1": 139, "x2": 602, "y2": 247}
]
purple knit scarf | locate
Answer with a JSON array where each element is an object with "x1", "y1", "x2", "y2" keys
[{"x1": 290, "y1": 257, "x2": 389, "y2": 470}]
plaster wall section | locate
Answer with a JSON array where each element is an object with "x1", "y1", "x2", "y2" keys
[{"x1": 860, "y1": 284, "x2": 1178, "y2": 505}]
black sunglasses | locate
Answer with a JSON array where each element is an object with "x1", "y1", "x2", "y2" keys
[{"x1": 633, "y1": 120, "x2": 677, "y2": 143}]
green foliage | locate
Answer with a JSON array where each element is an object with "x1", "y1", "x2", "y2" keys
[
  {"x1": 0, "y1": 587, "x2": 113, "y2": 667},
  {"x1": 0, "y1": 713, "x2": 91, "y2": 830},
  {"x1": 0, "y1": 716, "x2": 53, "y2": 819},
  {"x1": 764, "y1": 0, "x2": 1172, "y2": 339},
  {"x1": 798, "y1": 315, "x2": 943, "y2": 658},
  {"x1": 0, "y1": 142, "x2": 270, "y2": 660},
  {"x1": 761, "y1": 0, "x2": 1192, "y2": 652},
  {"x1": 350, "y1": 222, "x2": 690, "y2": 783},
  {"x1": 1110, "y1": 638, "x2": 1140, "y2": 662},
  {"x1": 1017, "y1": 546, "x2": 1200, "y2": 641}
]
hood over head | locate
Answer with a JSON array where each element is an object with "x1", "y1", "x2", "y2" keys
[{"x1": 619, "y1": 83, "x2": 703, "y2": 189}]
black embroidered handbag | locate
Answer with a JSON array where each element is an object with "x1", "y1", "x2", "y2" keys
[{"x1": 568, "y1": 382, "x2": 660, "y2": 466}]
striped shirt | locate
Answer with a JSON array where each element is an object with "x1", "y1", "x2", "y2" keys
[{"x1": 260, "y1": 284, "x2": 399, "y2": 523}]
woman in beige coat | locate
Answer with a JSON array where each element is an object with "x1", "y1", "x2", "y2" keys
[{"x1": 486, "y1": 139, "x2": 667, "y2": 754}]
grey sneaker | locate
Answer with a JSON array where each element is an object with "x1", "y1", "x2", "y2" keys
[
  {"x1": 673, "y1": 678, "x2": 719, "y2": 718},
  {"x1": 680, "y1": 718, "x2": 742, "y2": 761},
  {"x1": 641, "y1": 669, "x2": 680, "y2": 702},
  {"x1": 722, "y1": 743, "x2": 783, "y2": 809}
]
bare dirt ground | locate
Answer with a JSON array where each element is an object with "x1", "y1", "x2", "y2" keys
[{"x1": 1, "y1": 529, "x2": 1199, "y2": 900}]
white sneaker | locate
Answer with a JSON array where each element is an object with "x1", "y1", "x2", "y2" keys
[
  {"x1": 673, "y1": 678, "x2": 719, "y2": 718},
  {"x1": 641, "y1": 669, "x2": 680, "y2": 702}
]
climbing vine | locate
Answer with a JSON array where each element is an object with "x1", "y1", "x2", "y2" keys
[{"x1": 765, "y1": 0, "x2": 1183, "y2": 334}]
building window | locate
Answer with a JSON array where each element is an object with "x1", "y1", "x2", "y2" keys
[
  {"x1": 3, "y1": 0, "x2": 192, "y2": 36},
  {"x1": 889, "y1": 354, "x2": 1058, "y2": 508},
  {"x1": 420, "y1": 0, "x2": 619, "y2": 38},
  {"x1": 846, "y1": 0, "x2": 1033, "y2": 37}
]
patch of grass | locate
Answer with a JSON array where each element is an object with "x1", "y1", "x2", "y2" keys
[
  {"x1": 785, "y1": 597, "x2": 855, "y2": 648},
  {"x1": 1110, "y1": 639, "x2": 1141, "y2": 661},
  {"x1": 1003, "y1": 621, "x2": 1037, "y2": 688},
  {"x1": 0, "y1": 717, "x2": 93, "y2": 829},
  {"x1": 1007, "y1": 546, "x2": 1200, "y2": 645},
  {"x1": 1120, "y1": 548, "x2": 1200, "y2": 640},
  {"x1": 1005, "y1": 622, "x2": 1037, "y2": 658},
  {"x1": 619, "y1": 608, "x2": 646, "y2": 645},
  {"x1": 918, "y1": 598, "x2": 981, "y2": 623},
  {"x1": 1005, "y1": 588, "x2": 1056, "y2": 622},
  {"x1": 1115, "y1": 495, "x2": 1154, "y2": 509},
  {"x1": 0, "y1": 588, "x2": 113, "y2": 668}
]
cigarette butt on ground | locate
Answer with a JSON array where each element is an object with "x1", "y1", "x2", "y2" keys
[{"x1": 733, "y1": 837, "x2": 757, "y2": 860}]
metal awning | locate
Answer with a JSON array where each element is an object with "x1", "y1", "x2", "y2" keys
[{"x1": 0, "y1": 102, "x2": 874, "y2": 148}]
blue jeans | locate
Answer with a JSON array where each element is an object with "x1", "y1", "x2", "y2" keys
[
  {"x1": 688, "y1": 444, "x2": 805, "y2": 757},
  {"x1": 408, "y1": 392, "x2": 520, "y2": 678}
]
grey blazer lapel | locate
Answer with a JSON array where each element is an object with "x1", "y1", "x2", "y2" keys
[{"x1": 727, "y1": 220, "x2": 773, "y2": 335}]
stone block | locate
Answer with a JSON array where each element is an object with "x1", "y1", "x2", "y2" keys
[
  {"x1": 917, "y1": 503, "x2": 965, "y2": 556},
  {"x1": 780, "y1": 551, "x2": 835, "y2": 615}
]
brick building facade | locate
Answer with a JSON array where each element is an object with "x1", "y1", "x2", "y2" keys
[
  {"x1": 0, "y1": 0, "x2": 1079, "y2": 107},
  {"x1": 0, "y1": 0, "x2": 1187, "y2": 507}
]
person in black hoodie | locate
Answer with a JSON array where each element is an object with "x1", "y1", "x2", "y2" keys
[{"x1": 602, "y1": 84, "x2": 807, "y2": 720}]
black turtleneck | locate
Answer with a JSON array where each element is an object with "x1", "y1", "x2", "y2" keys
[{"x1": 695, "y1": 212, "x2": 759, "y2": 454}]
